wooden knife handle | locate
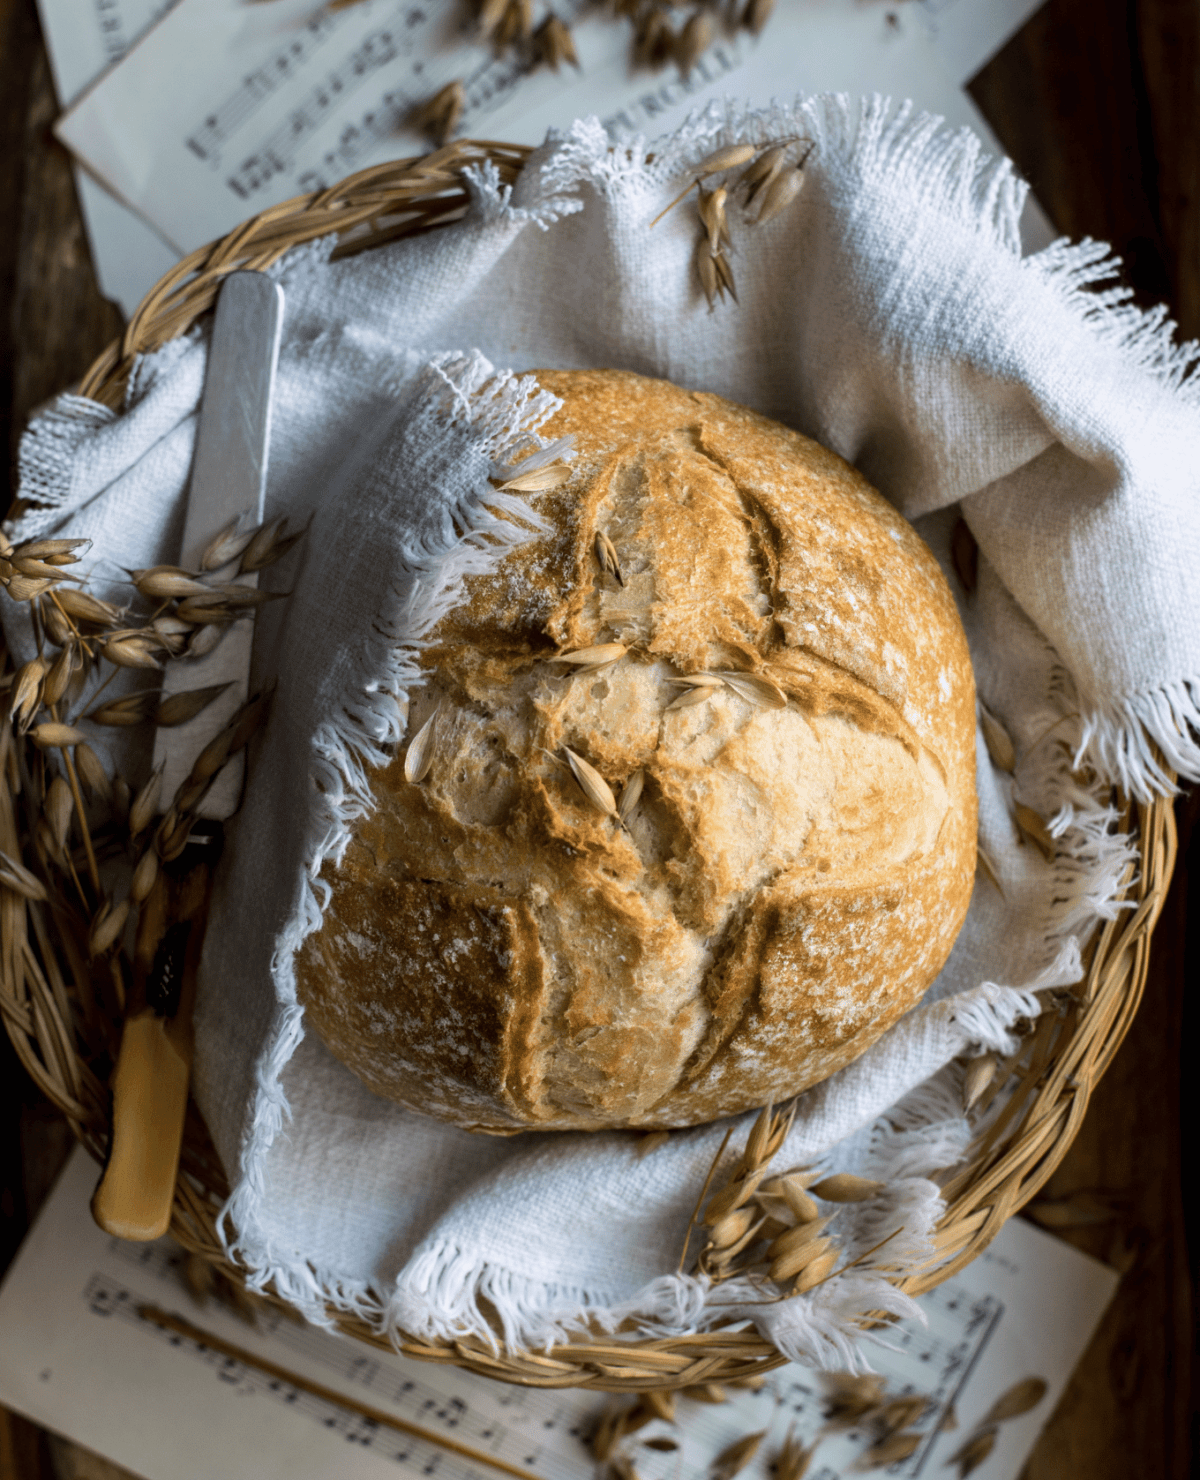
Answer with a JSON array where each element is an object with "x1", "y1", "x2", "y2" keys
[
  {"x1": 91, "y1": 1008, "x2": 192, "y2": 1240},
  {"x1": 91, "y1": 859, "x2": 211, "y2": 1241}
]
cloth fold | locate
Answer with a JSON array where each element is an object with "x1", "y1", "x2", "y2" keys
[{"x1": 5, "y1": 94, "x2": 1196, "y2": 1369}]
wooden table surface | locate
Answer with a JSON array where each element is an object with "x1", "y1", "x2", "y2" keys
[{"x1": 1, "y1": 1, "x2": 1197, "y2": 1476}]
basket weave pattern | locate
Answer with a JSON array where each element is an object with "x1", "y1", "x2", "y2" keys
[{"x1": 1, "y1": 144, "x2": 1177, "y2": 1391}]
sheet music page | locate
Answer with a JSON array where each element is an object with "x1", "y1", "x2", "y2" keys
[
  {"x1": 0, "y1": 1147, "x2": 1117, "y2": 1480},
  {"x1": 914, "y1": 0, "x2": 1047, "y2": 86},
  {"x1": 35, "y1": 0, "x2": 174, "y2": 106},
  {"x1": 54, "y1": 0, "x2": 1045, "y2": 259},
  {"x1": 34, "y1": 0, "x2": 183, "y2": 316}
]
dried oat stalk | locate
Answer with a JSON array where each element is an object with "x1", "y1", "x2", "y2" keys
[
  {"x1": 711, "y1": 1430, "x2": 765, "y2": 1480},
  {"x1": 594, "y1": 530, "x2": 625, "y2": 586},
  {"x1": 647, "y1": 134, "x2": 815, "y2": 308},
  {"x1": 809, "y1": 1371, "x2": 944, "y2": 1472},
  {"x1": 411, "y1": 81, "x2": 465, "y2": 147},
  {"x1": 2, "y1": 517, "x2": 298, "y2": 1066},
  {"x1": 395, "y1": 0, "x2": 772, "y2": 144},
  {"x1": 945, "y1": 1376, "x2": 1046, "y2": 1477},
  {"x1": 947, "y1": 1427, "x2": 996, "y2": 1477},
  {"x1": 680, "y1": 1106, "x2": 907, "y2": 1302},
  {"x1": 772, "y1": 1425, "x2": 817, "y2": 1480},
  {"x1": 682, "y1": 1100, "x2": 795, "y2": 1279},
  {"x1": 404, "y1": 705, "x2": 440, "y2": 784},
  {"x1": 563, "y1": 746, "x2": 618, "y2": 817},
  {"x1": 534, "y1": 13, "x2": 579, "y2": 69},
  {"x1": 850, "y1": 1429, "x2": 921, "y2": 1470}
]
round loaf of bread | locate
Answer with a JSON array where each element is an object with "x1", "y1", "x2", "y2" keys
[{"x1": 295, "y1": 369, "x2": 977, "y2": 1132}]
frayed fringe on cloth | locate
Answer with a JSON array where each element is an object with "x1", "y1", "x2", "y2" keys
[
  {"x1": 10, "y1": 397, "x2": 116, "y2": 538},
  {"x1": 207, "y1": 102, "x2": 1175, "y2": 1366},
  {"x1": 220, "y1": 350, "x2": 567, "y2": 1296},
  {"x1": 541, "y1": 95, "x2": 1200, "y2": 800}
]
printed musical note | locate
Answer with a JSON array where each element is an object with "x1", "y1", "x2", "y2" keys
[
  {"x1": 85, "y1": 1276, "x2": 125, "y2": 1317},
  {"x1": 185, "y1": 12, "x2": 345, "y2": 166},
  {"x1": 600, "y1": 38, "x2": 743, "y2": 137},
  {"x1": 1, "y1": 1149, "x2": 1116, "y2": 1480},
  {"x1": 92, "y1": 0, "x2": 128, "y2": 64},
  {"x1": 102, "y1": 1188, "x2": 1004, "y2": 1480},
  {"x1": 79, "y1": 1266, "x2": 582, "y2": 1478},
  {"x1": 347, "y1": 1353, "x2": 381, "y2": 1390},
  {"x1": 220, "y1": 0, "x2": 609, "y2": 202},
  {"x1": 226, "y1": 29, "x2": 406, "y2": 198}
]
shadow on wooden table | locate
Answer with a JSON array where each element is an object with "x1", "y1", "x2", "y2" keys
[{"x1": 1, "y1": 0, "x2": 1196, "y2": 1475}]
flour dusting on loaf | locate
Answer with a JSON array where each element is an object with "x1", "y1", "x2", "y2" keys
[{"x1": 295, "y1": 370, "x2": 977, "y2": 1131}]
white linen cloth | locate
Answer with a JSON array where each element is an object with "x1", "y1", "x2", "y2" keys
[{"x1": 7, "y1": 96, "x2": 1199, "y2": 1368}]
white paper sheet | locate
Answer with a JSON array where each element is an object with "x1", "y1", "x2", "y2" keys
[
  {"x1": 54, "y1": 0, "x2": 1053, "y2": 265},
  {"x1": 0, "y1": 1147, "x2": 1118, "y2": 1480},
  {"x1": 916, "y1": 0, "x2": 1047, "y2": 85},
  {"x1": 34, "y1": 0, "x2": 182, "y2": 317}
]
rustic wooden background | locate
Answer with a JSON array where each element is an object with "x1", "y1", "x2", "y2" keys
[{"x1": 1, "y1": 0, "x2": 1197, "y2": 1475}]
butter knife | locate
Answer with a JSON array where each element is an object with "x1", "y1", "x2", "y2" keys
[{"x1": 92, "y1": 272, "x2": 284, "y2": 1240}]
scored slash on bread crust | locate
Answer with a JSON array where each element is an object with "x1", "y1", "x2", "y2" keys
[{"x1": 295, "y1": 369, "x2": 977, "y2": 1132}]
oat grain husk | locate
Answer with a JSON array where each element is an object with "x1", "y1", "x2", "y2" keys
[
  {"x1": 75, "y1": 742, "x2": 112, "y2": 802},
  {"x1": 810, "y1": 1173, "x2": 883, "y2": 1202},
  {"x1": 617, "y1": 769, "x2": 644, "y2": 822},
  {"x1": 980, "y1": 703, "x2": 1016, "y2": 771},
  {"x1": 1014, "y1": 803, "x2": 1056, "y2": 861},
  {"x1": 772, "y1": 1426, "x2": 815, "y2": 1480},
  {"x1": 697, "y1": 143, "x2": 756, "y2": 176},
  {"x1": 981, "y1": 1376, "x2": 1047, "y2": 1424},
  {"x1": 0, "y1": 850, "x2": 48, "y2": 902},
  {"x1": 563, "y1": 747, "x2": 618, "y2": 816},
  {"x1": 755, "y1": 167, "x2": 805, "y2": 224},
  {"x1": 852, "y1": 1430, "x2": 920, "y2": 1470},
  {"x1": 948, "y1": 1426, "x2": 996, "y2": 1476},
  {"x1": 962, "y1": 1053, "x2": 997, "y2": 1110}
]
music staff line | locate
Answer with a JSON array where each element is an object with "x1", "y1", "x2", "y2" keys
[
  {"x1": 205, "y1": 0, "x2": 595, "y2": 201},
  {"x1": 106, "y1": 1240, "x2": 548, "y2": 1430},
  {"x1": 84, "y1": 1272, "x2": 553, "y2": 1480},
  {"x1": 185, "y1": 10, "x2": 344, "y2": 166},
  {"x1": 223, "y1": 28, "x2": 408, "y2": 198},
  {"x1": 102, "y1": 1237, "x2": 1008, "y2": 1480},
  {"x1": 91, "y1": 0, "x2": 131, "y2": 65},
  {"x1": 84, "y1": 1272, "x2": 591, "y2": 1480},
  {"x1": 767, "y1": 1285, "x2": 1004, "y2": 1476},
  {"x1": 226, "y1": 33, "x2": 537, "y2": 203},
  {"x1": 221, "y1": 49, "x2": 510, "y2": 201}
]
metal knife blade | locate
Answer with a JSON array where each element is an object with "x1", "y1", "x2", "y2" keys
[
  {"x1": 151, "y1": 271, "x2": 284, "y2": 820},
  {"x1": 93, "y1": 274, "x2": 283, "y2": 1241}
]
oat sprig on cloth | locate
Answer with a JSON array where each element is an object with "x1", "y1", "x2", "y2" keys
[{"x1": 7, "y1": 95, "x2": 1198, "y2": 1368}]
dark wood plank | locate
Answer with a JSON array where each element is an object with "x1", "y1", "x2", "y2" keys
[
  {"x1": 1, "y1": 7, "x2": 122, "y2": 1477},
  {"x1": 1135, "y1": 0, "x2": 1200, "y2": 336},
  {"x1": 0, "y1": 2, "x2": 1196, "y2": 1478},
  {"x1": 1017, "y1": 795, "x2": 1197, "y2": 1480},
  {"x1": 1, "y1": 0, "x2": 121, "y2": 511},
  {"x1": 971, "y1": 5, "x2": 1199, "y2": 1474},
  {"x1": 0, "y1": 0, "x2": 44, "y2": 508},
  {"x1": 0, "y1": 1406, "x2": 54, "y2": 1480},
  {"x1": 969, "y1": 0, "x2": 1173, "y2": 311}
]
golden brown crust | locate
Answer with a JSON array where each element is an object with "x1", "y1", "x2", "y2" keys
[{"x1": 294, "y1": 369, "x2": 977, "y2": 1131}]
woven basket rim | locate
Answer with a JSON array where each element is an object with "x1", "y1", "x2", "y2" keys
[{"x1": 1, "y1": 140, "x2": 1178, "y2": 1391}]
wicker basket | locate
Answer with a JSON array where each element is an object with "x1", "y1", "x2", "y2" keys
[{"x1": 0, "y1": 142, "x2": 1177, "y2": 1392}]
